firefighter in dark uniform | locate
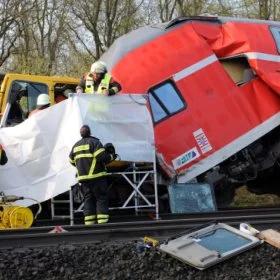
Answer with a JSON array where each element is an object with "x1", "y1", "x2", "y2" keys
[
  {"x1": 0, "y1": 144, "x2": 8, "y2": 165},
  {"x1": 69, "y1": 125, "x2": 116, "y2": 225}
]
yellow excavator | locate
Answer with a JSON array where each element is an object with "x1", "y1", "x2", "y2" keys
[{"x1": 0, "y1": 73, "x2": 78, "y2": 228}]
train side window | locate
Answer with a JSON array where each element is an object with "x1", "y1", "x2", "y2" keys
[
  {"x1": 270, "y1": 26, "x2": 280, "y2": 53},
  {"x1": 149, "y1": 95, "x2": 168, "y2": 122},
  {"x1": 148, "y1": 81, "x2": 186, "y2": 124}
]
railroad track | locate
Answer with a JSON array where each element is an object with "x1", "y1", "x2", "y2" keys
[{"x1": 0, "y1": 208, "x2": 279, "y2": 249}]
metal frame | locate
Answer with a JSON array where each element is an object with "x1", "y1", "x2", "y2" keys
[
  {"x1": 51, "y1": 192, "x2": 72, "y2": 220},
  {"x1": 51, "y1": 153, "x2": 159, "y2": 225},
  {"x1": 71, "y1": 155, "x2": 158, "y2": 225}
]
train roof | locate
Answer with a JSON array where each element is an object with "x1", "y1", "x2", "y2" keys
[{"x1": 101, "y1": 16, "x2": 280, "y2": 71}]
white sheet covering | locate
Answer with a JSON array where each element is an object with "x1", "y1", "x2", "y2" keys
[{"x1": 0, "y1": 94, "x2": 154, "y2": 206}]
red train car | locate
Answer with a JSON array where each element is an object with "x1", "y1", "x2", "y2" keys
[{"x1": 102, "y1": 16, "x2": 280, "y2": 204}]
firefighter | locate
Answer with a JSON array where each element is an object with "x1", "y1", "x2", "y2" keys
[
  {"x1": 29, "y1": 94, "x2": 50, "y2": 117},
  {"x1": 69, "y1": 125, "x2": 116, "y2": 225},
  {"x1": 0, "y1": 144, "x2": 8, "y2": 165},
  {"x1": 79, "y1": 61, "x2": 121, "y2": 95}
]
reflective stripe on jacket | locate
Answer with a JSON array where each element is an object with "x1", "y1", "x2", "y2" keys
[
  {"x1": 85, "y1": 73, "x2": 111, "y2": 94},
  {"x1": 69, "y1": 137, "x2": 113, "y2": 182}
]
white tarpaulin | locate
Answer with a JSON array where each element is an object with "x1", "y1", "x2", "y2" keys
[{"x1": 0, "y1": 94, "x2": 155, "y2": 206}]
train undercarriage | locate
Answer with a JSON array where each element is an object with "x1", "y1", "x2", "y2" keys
[{"x1": 198, "y1": 126, "x2": 280, "y2": 206}]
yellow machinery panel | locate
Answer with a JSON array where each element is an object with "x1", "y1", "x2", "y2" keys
[{"x1": 0, "y1": 205, "x2": 33, "y2": 229}]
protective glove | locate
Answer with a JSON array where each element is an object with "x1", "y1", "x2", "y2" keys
[{"x1": 104, "y1": 143, "x2": 116, "y2": 155}]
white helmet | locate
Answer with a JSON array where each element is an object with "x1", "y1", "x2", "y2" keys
[
  {"x1": 37, "y1": 94, "x2": 50, "y2": 106},
  {"x1": 63, "y1": 89, "x2": 72, "y2": 98},
  {"x1": 90, "y1": 61, "x2": 107, "y2": 74}
]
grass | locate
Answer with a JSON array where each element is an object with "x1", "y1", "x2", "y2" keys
[{"x1": 231, "y1": 185, "x2": 280, "y2": 207}]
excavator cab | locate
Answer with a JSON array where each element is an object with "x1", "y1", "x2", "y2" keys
[
  {"x1": 5, "y1": 80, "x2": 48, "y2": 126},
  {"x1": 0, "y1": 73, "x2": 79, "y2": 127}
]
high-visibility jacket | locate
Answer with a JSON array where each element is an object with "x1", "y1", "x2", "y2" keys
[
  {"x1": 85, "y1": 73, "x2": 111, "y2": 94},
  {"x1": 0, "y1": 148, "x2": 8, "y2": 165},
  {"x1": 69, "y1": 136, "x2": 114, "y2": 182}
]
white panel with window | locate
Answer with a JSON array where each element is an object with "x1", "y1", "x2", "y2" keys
[{"x1": 160, "y1": 222, "x2": 262, "y2": 270}]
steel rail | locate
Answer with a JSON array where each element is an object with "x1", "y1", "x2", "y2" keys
[
  {"x1": 1, "y1": 207, "x2": 279, "y2": 235},
  {"x1": 0, "y1": 208, "x2": 279, "y2": 249}
]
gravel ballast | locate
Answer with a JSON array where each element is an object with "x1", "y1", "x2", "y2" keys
[{"x1": 0, "y1": 241, "x2": 279, "y2": 280}]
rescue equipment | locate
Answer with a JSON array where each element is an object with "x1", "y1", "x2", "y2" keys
[
  {"x1": 143, "y1": 236, "x2": 160, "y2": 247},
  {"x1": 0, "y1": 205, "x2": 33, "y2": 229},
  {"x1": 104, "y1": 143, "x2": 115, "y2": 154},
  {"x1": 0, "y1": 192, "x2": 41, "y2": 229}
]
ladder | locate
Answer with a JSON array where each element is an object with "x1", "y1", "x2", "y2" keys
[{"x1": 51, "y1": 189, "x2": 74, "y2": 224}]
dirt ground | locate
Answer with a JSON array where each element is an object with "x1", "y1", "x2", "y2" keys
[{"x1": 232, "y1": 186, "x2": 280, "y2": 207}]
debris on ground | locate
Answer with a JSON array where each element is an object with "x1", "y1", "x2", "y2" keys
[{"x1": 0, "y1": 241, "x2": 279, "y2": 280}]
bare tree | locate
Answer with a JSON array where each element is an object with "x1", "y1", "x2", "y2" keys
[
  {"x1": 153, "y1": 0, "x2": 232, "y2": 21},
  {"x1": 158, "y1": 0, "x2": 178, "y2": 22},
  {"x1": 175, "y1": 0, "x2": 232, "y2": 17},
  {"x1": 4, "y1": 0, "x2": 280, "y2": 76},
  {"x1": 258, "y1": 0, "x2": 271, "y2": 19},
  {"x1": 176, "y1": 0, "x2": 207, "y2": 16},
  {"x1": 70, "y1": 0, "x2": 143, "y2": 61},
  {"x1": 12, "y1": 0, "x2": 71, "y2": 74},
  {"x1": 0, "y1": 0, "x2": 29, "y2": 67},
  {"x1": 234, "y1": 0, "x2": 280, "y2": 20}
]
